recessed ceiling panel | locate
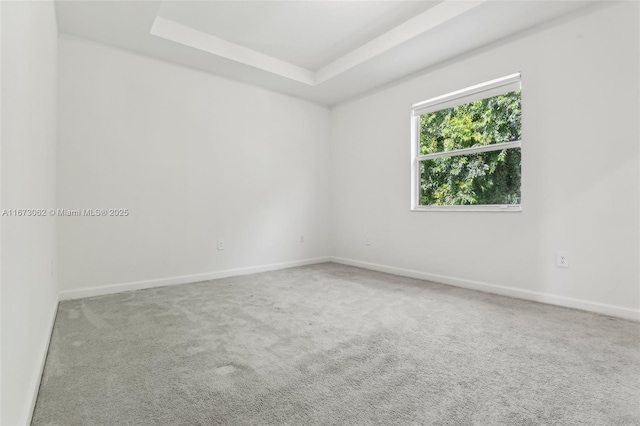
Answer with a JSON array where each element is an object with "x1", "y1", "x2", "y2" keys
[
  {"x1": 156, "y1": 0, "x2": 440, "y2": 71},
  {"x1": 55, "y1": 0, "x2": 597, "y2": 105}
]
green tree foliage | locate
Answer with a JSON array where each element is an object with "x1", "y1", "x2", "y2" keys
[{"x1": 419, "y1": 90, "x2": 522, "y2": 205}]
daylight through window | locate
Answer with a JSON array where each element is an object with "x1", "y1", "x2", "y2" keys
[{"x1": 411, "y1": 74, "x2": 522, "y2": 211}]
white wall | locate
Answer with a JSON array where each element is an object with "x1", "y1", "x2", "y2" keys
[
  {"x1": 0, "y1": 1, "x2": 59, "y2": 425},
  {"x1": 57, "y1": 35, "x2": 331, "y2": 296},
  {"x1": 330, "y1": 2, "x2": 640, "y2": 319}
]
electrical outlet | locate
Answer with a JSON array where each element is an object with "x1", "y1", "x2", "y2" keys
[
  {"x1": 217, "y1": 239, "x2": 225, "y2": 250},
  {"x1": 556, "y1": 252, "x2": 569, "y2": 268},
  {"x1": 365, "y1": 236, "x2": 372, "y2": 246},
  {"x1": 300, "y1": 235, "x2": 304, "y2": 243}
]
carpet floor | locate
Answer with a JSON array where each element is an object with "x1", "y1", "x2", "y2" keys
[{"x1": 32, "y1": 263, "x2": 640, "y2": 425}]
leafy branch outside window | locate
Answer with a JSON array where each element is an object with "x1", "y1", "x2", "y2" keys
[{"x1": 418, "y1": 90, "x2": 522, "y2": 206}]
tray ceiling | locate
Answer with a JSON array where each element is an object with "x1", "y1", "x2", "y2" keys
[{"x1": 55, "y1": 1, "x2": 595, "y2": 106}]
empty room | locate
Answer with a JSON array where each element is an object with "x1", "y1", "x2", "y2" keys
[{"x1": 1, "y1": 0, "x2": 639, "y2": 424}]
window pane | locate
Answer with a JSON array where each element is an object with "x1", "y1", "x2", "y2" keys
[
  {"x1": 420, "y1": 148, "x2": 521, "y2": 206},
  {"x1": 419, "y1": 91, "x2": 521, "y2": 156}
]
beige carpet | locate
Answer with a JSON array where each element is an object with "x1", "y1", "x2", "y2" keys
[{"x1": 32, "y1": 263, "x2": 640, "y2": 425}]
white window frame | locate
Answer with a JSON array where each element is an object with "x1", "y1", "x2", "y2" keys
[{"x1": 410, "y1": 73, "x2": 522, "y2": 212}]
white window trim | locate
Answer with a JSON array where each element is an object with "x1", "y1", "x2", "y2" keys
[{"x1": 410, "y1": 73, "x2": 522, "y2": 212}]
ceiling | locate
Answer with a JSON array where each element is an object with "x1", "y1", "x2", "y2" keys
[
  {"x1": 156, "y1": 1, "x2": 440, "y2": 71},
  {"x1": 55, "y1": 1, "x2": 595, "y2": 106}
]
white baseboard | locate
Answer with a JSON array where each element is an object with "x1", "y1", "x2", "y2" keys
[
  {"x1": 25, "y1": 297, "x2": 59, "y2": 426},
  {"x1": 57, "y1": 254, "x2": 639, "y2": 321},
  {"x1": 59, "y1": 257, "x2": 331, "y2": 301},
  {"x1": 330, "y1": 256, "x2": 640, "y2": 322}
]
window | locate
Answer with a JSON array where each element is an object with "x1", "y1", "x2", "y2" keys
[{"x1": 411, "y1": 73, "x2": 522, "y2": 212}]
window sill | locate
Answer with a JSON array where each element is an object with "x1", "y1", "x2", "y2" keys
[{"x1": 410, "y1": 205, "x2": 522, "y2": 212}]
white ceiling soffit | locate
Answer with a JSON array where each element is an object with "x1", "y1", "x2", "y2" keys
[
  {"x1": 55, "y1": 1, "x2": 596, "y2": 106},
  {"x1": 149, "y1": 1, "x2": 477, "y2": 86}
]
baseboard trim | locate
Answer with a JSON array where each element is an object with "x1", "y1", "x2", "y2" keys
[
  {"x1": 57, "y1": 255, "x2": 639, "y2": 320},
  {"x1": 24, "y1": 297, "x2": 59, "y2": 426},
  {"x1": 59, "y1": 257, "x2": 331, "y2": 301},
  {"x1": 330, "y1": 257, "x2": 640, "y2": 322}
]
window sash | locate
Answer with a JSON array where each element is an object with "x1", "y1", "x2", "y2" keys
[
  {"x1": 415, "y1": 145, "x2": 522, "y2": 209},
  {"x1": 417, "y1": 140, "x2": 521, "y2": 161}
]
